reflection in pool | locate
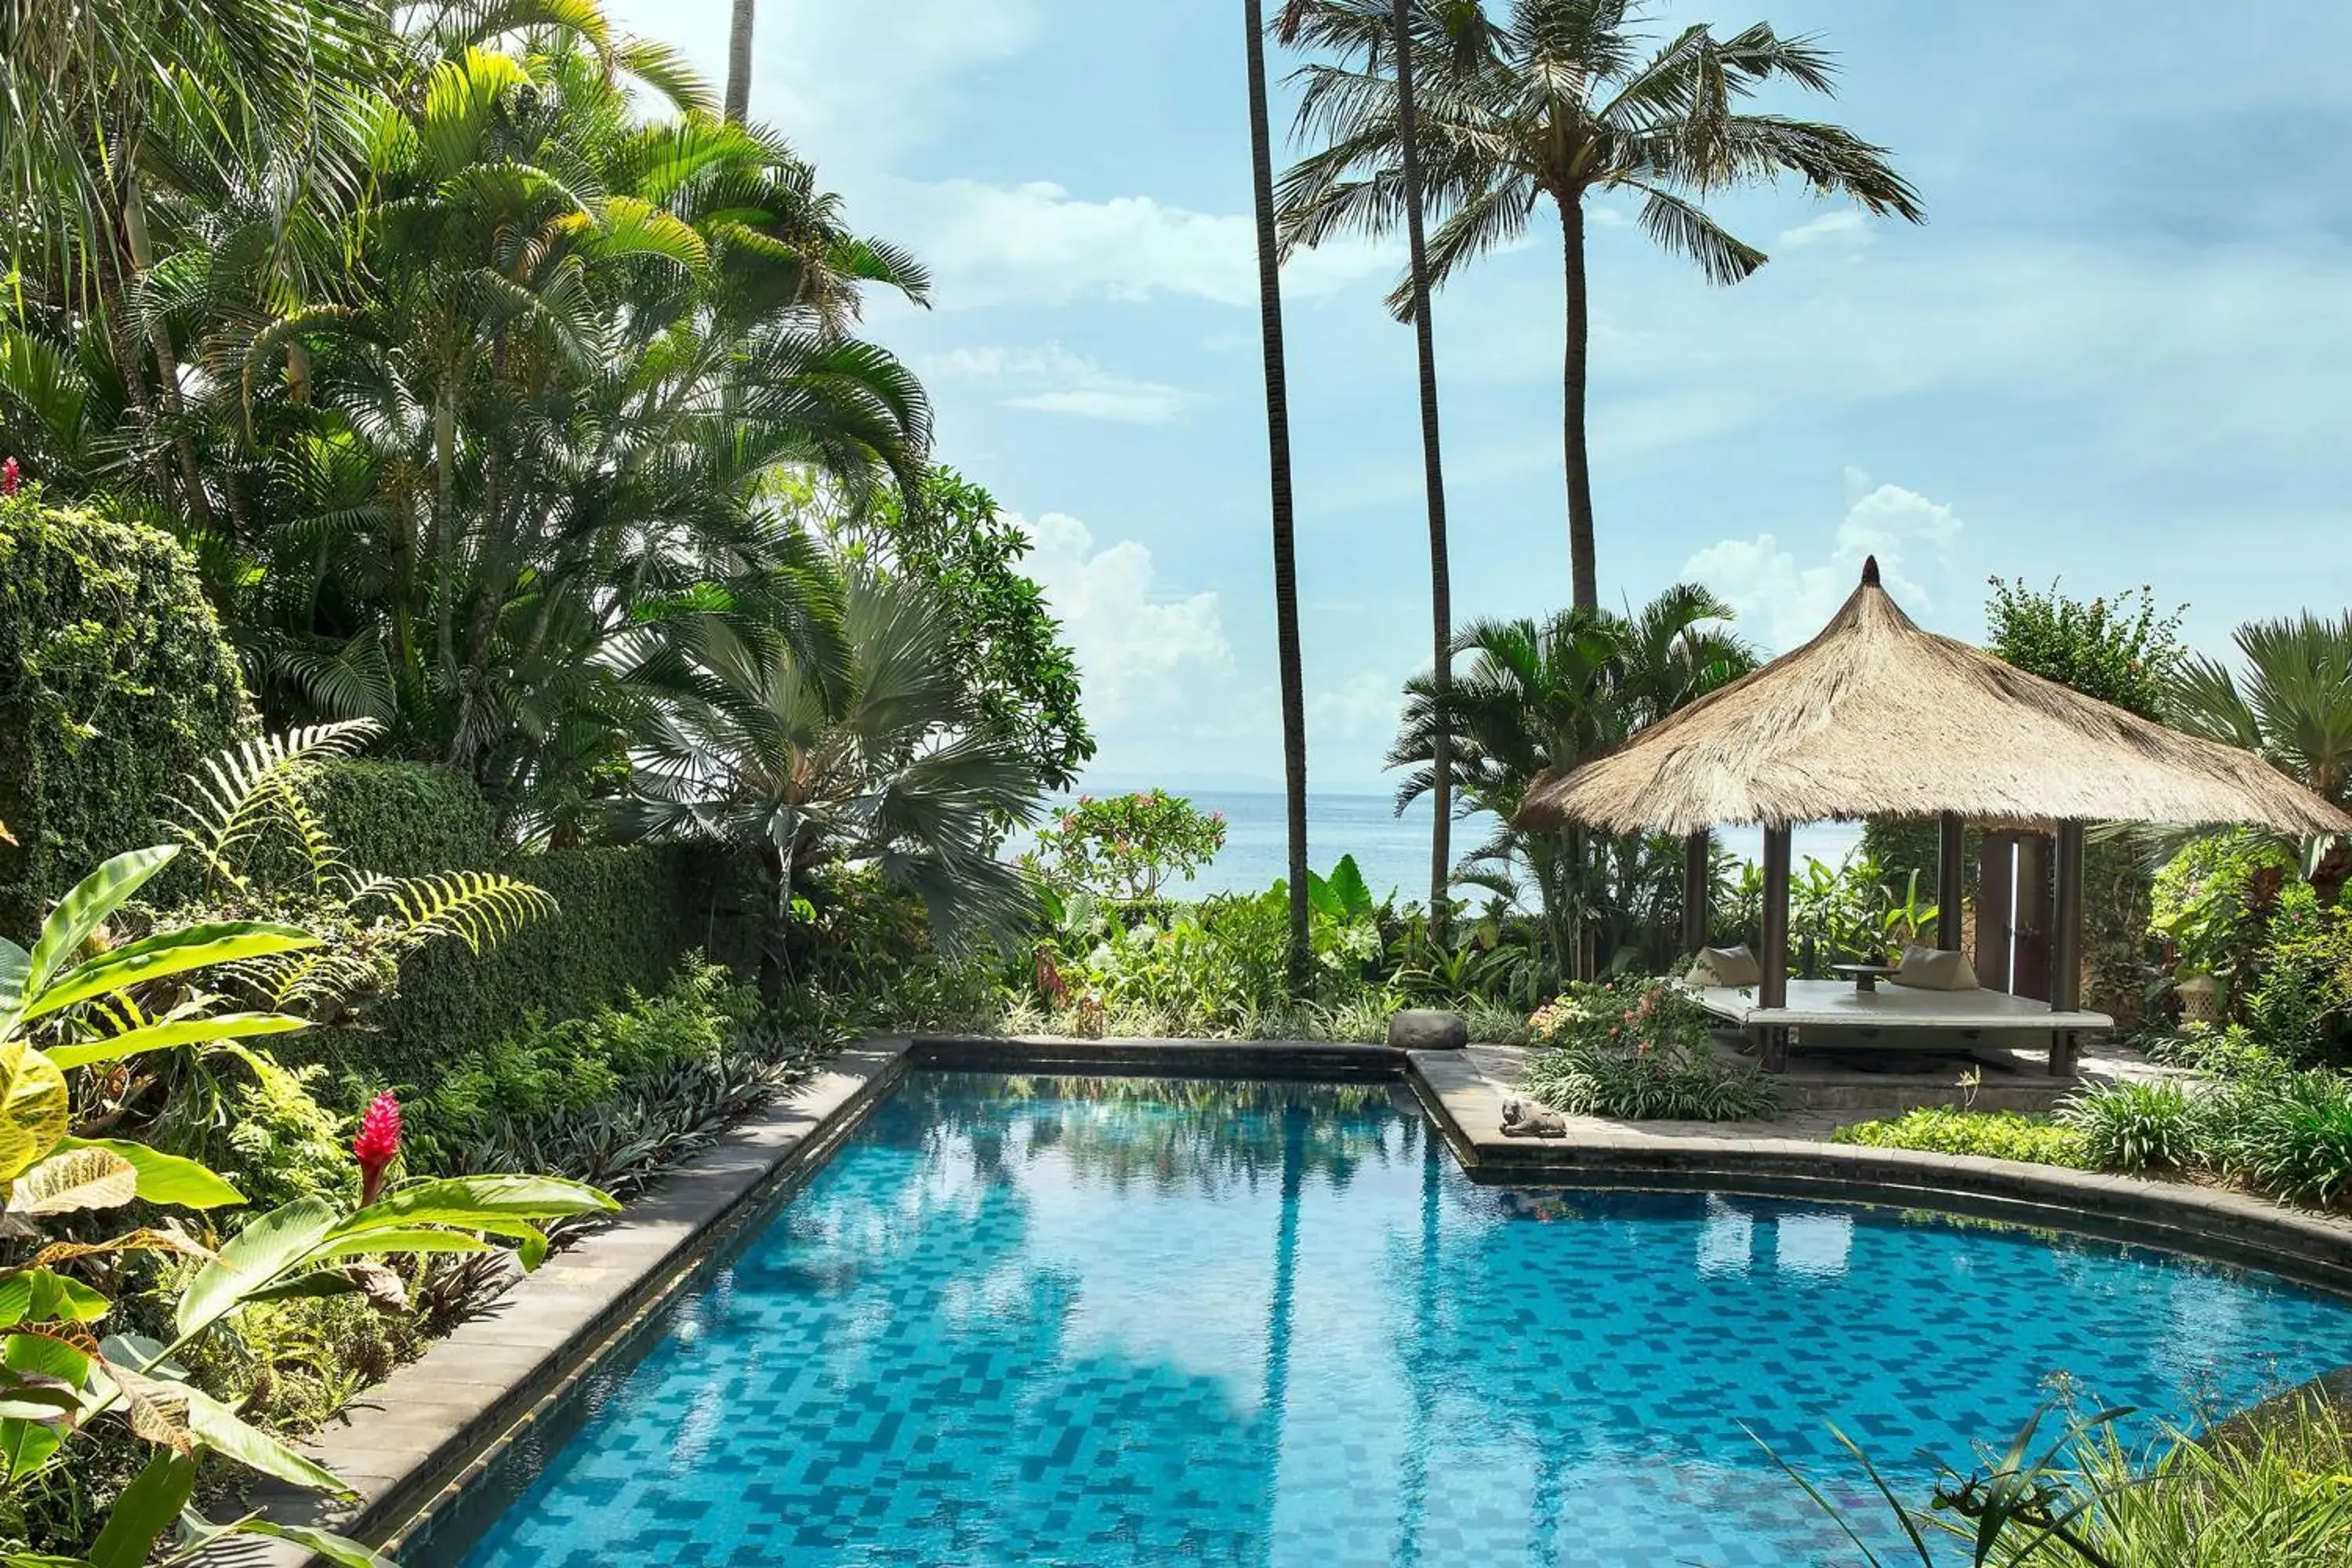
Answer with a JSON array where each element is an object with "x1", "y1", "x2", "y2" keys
[{"x1": 416, "y1": 1073, "x2": 2352, "y2": 1567}]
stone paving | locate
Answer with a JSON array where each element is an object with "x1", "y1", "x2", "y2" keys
[{"x1": 1406, "y1": 1043, "x2": 2352, "y2": 1298}]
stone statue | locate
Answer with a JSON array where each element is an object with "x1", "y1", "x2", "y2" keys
[{"x1": 1500, "y1": 1098, "x2": 1566, "y2": 1138}]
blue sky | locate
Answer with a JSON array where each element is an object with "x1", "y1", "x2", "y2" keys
[{"x1": 611, "y1": 0, "x2": 2352, "y2": 793}]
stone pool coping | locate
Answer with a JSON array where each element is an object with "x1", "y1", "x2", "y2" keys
[{"x1": 208, "y1": 1033, "x2": 2352, "y2": 1565}]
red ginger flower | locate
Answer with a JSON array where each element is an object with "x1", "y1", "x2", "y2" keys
[
  {"x1": 353, "y1": 1092, "x2": 402, "y2": 1206},
  {"x1": 1, "y1": 458, "x2": 17, "y2": 496}
]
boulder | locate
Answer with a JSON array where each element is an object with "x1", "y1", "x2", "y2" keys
[{"x1": 1387, "y1": 1008, "x2": 1468, "y2": 1051}]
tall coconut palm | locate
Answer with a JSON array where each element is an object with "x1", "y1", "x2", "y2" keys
[
  {"x1": 618, "y1": 575, "x2": 1045, "y2": 1001},
  {"x1": 1282, "y1": 0, "x2": 1457, "y2": 936},
  {"x1": 2169, "y1": 612, "x2": 2352, "y2": 902},
  {"x1": 725, "y1": 0, "x2": 757, "y2": 122},
  {"x1": 1244, "y1": 0, "x2": 1315, "y2": 991},
  {"x1": 1276, "y1": 0, "x2": 1923, "y2": 611}
]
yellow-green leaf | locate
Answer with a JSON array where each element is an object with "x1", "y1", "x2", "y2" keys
[
  {"x1": 53, "y1": 1139, "x2": 242, "y2": 1210},
  {"x1": 10, "y1": 1148, "x2": 137, "y2": 1217}
]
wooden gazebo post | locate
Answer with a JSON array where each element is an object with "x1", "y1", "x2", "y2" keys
[
  {"x1": 1758, "y1": 823, "x2": 1792, "y2": 1070},
  {"x1": 2049, "y1": 821, "x2": 2086, "y2": 1076},
  {"x1": 1936, "y1": 811, "x2": 1966, "y2": 952},
  {"x1": 1680, "y1": 830, "x2": 1709, "y2": 955}
]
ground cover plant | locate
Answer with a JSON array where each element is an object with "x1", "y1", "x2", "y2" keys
[
  {"x1": 1519, "y1": 978, "x2": 1778, "y2": 1120},
  {"x1": 1832, "y1": 1109, "x2": 2093, "y2": 1169}
]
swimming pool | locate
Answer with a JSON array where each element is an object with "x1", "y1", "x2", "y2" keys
[{"x1": 411, "y1": 1073, "x2": 2352, "y2": 1566}]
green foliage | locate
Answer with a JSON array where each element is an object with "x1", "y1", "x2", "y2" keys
[
  {"x1": 2151, "y1": 829, "x2": 2301, "y2": 988},
  {"x1": 837, "y1": 466, "x2": 1094, "y2": 791},
  {"x1": 1520, "y1": 978, "x2": 1777, "y2": 1120},
  {"x1": 1985, "y1": 579, "x2": 2187, "y2": 720},
  {"x1": 1787, "y1": 853, "x2": 1939, "y2": 970},
  {"x1": 0, "y1": 836, "x2": 615, "y2": 1563},
  {"x1": 397, "y1": 959, "x2": 753, "y2": 1167},
  {"x1": 0, "y1": 491, "x2": 248, "y2": 933},
  {"x1": 2239, "y1": 902, "x2": 2352, "y2": 1067},
  {"x1": 2200, "y1": 1072, "x2": 2352, "y2": 1209},
  {"x1": 1392, "y1": 586, "x2": 1757, "y2": 984},
  {"x1": 1779, "y1": 1395, "x2": 2352, "y2": 1566},
  {"x1": 1031, "y1": 789, "x2": 1229, "y2": 903},
  {"x1": 1831, "y1": 1108, "x2": 2092, "y2": 1168},
  {"x1": 2061, "y1": 1080, "x2": 2201, "y2": 1172}
]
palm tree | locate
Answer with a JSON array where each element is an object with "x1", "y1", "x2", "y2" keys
[
  {"x1": 618, "y1": 575, "x2": 1045, "y2": 1002},
  {"x1": 1388, "y1": 583, "x2": 1752, "y2": 978},
  {"x1": 1244, "y1": 0, "x2": 1315, "y2": 991},
  {"x1": 2169, "y1": 612, "x2": 2352, "y2": 903},
  {"x1": 726, "y1": 0, "x2": 757, "y2": 122},
  {"x1": 1276, "y1": 0, "x2": 1924, "y2": 610},
  {"x1": 1282, "y1": 0, "x2": 1457, "y2": 937}
]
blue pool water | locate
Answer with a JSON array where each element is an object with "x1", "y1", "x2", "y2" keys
[{"x1": 420, "y1": 1075, "x2": 2352, "y2": 1566}]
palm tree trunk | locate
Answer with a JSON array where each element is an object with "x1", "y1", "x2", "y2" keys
[
  {"x1": 1394, "y1": 0, "x2": 1452, "y2": 940},
  {"x1": 724, "y1": 0, "x2": 756, "y2": 123},
  {"x1": 1244, "y1": 0, "x2": 1313, "y2": 993},
  {"x1": 1558, "y1": 191, "x2": 1598, "y2": 612}
]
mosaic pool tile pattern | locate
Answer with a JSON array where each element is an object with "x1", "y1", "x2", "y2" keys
[{"x1": 419, "y1": 1074, "x2": 2352, "y2": 1566}]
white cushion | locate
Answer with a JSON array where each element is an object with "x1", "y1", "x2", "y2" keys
[
  {"x1": 1685, "y1": 943, "x2": 1763, "y2": 987},
  {"x1": 1889, "y1": 945, "x2": 1979, "y2": 991}
]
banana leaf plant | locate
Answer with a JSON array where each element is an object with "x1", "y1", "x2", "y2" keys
[{"x1": 0, "y1": 844, "x2": 618, "y2": 1567}]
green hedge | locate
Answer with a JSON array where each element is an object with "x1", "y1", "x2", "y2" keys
[
  {"x1": 0, "y1": 492, "x2": 248, "y2": 932},
  {"x1": 291, "y1": 760, "x2": 751, "y2": 1090}
]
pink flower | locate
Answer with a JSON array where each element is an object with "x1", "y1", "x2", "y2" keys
[
  {"x1": 1, "y1": 458, "x2": 16, "y2": 496},
  {"x1": 353, "y1": 1092, "x2": 402, "y2": 1207}
]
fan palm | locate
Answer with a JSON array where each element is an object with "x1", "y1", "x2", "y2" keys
[
  {"x1": 1276, "y1": 0, "x2": 1923, "y2": 610},
  {"x1": 1389, "y1": 583, "x2": 1753, "y2": 978},
  {"x1": 618, "y1": 576, "x2": 1045, "y2": 1000},
  {"x1": 2169, "y1": 612, "x2": 2352, "y2": 902}
]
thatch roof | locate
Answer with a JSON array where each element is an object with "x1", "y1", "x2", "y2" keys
[{"x1": 1517, "y1": 560, "x2": 2352, "y2": 836}]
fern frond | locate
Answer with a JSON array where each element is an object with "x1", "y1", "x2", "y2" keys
[
  {"x1": 169, "y1": 720, "x2": 384, "y2": 891},
  {"x1": 361, "y1": 871, "x2": 558, "y2": 955}
]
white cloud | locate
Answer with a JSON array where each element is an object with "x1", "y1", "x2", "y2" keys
[
  {"x1": 917, "y1": 344, "x2": 1196, "y2": 425},
  {"x1": 1776, "y1": 209, "x2": 1874, "y2": 249},
  {"x1": 1680, "y1": 474, "x2": 1967, "y2": 652},
  {"x1": 1309, "y1": 668, "x2": 1407, "y2": 746},
  {"x1": 1018, "y1": 511, "x2": 1236, "y2": 732},
  {"x1": 880, "y1": 178, "x2": 1396, "y2": 311}
]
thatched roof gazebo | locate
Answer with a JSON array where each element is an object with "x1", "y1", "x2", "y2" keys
[{"x1": 1516, "y1": 558, "x2": 2351, "y2": 1073}]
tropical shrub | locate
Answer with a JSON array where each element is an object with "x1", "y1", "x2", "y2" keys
[
  {"x1": 2203, "y1": 1072, "x2": 2352, "y2": 1209},
  {"x1": 2150, "y1": 829, "x2": 2301, "y2": 995},
  {"x1": 2061, "y1": 1080, "x2": 2201, "y2": 1173},
  {"x1": 1021, "y1": 858, "x2": 1396, "y2": 1040},
  {"x1": 2238, "y1": 902, "x2": 2352, "y2": 1067},
  {"x1": 829, "y1": 466, "x2": 1094, "y2": 791},
  {"x1": 1984, "y1": 579, "x2": 2187, "y2": 720},
  {"x1": 1779, "y1": 1395, "x2": 2352, "y2": 1566},
  {"x1": 397, "y1": 959, "x2": 754, "y2": 1167},
  {"x1": 1029, "y1": 789, "x2": 1228, "y2": 903},
  {"x1": 1520, "y1": 978, "x2": 1777, "y2": 1120},
  {"x1": 0, "y1": 840, "x2": 615, "y2": 1563},
  {"x1": 1831, "y1": 1109, "x2": 2092, "y2": 1169},
  {"x1": 0, "y1": 490, "x2": 248, "y2": 932}
]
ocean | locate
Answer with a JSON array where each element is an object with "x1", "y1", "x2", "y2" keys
[{"x1": 1039, "y1": 790, "x2": 1866, "y2": 906}]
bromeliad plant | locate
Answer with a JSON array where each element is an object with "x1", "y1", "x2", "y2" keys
[{"x1": 0, "y1": 845, "x2": 615, "y2": 1566}]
